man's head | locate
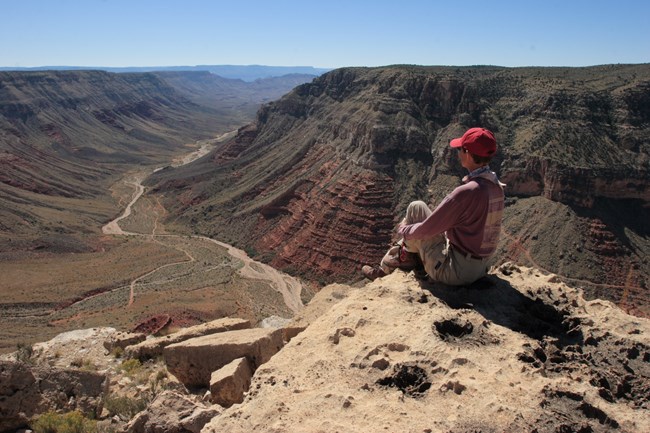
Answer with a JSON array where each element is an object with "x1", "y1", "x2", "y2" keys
[{"x1": 450, "y1": 127, "x2": 497, "y2": 168}]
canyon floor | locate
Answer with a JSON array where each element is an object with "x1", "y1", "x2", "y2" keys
[{"x1": 0, "y1": 137, "x2": 305, "y2": 354}]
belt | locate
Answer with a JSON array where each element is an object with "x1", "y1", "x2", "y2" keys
[{"x1": 449, "y1": 244, "x2": 485, "y2": 261}]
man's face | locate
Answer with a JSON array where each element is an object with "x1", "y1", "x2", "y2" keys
[{"x1": 458, "y1": 147, "x2": 470, "y2": 169}]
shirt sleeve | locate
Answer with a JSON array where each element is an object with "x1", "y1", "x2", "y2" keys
[{"x1": 398, "y1": 187, "x2": 468, "y2": 240}]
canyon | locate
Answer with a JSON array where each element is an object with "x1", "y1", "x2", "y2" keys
[
  {"x1": 1, "y1": 64, "x2": 649, "y2": 432},
  {"x1": 0, "y1": 69, "x2": 317, "y2": 353},
  {"x1": 148, "y1": 64, "x2": 650, "y2": 317}
]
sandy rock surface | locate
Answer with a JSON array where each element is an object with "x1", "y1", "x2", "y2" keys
[{"x1": 203, "y1": 264, "x2": 650, "y2": 433}]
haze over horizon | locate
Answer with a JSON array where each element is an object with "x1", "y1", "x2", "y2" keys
[{"x1": 2, "y1": 0, "x2": 649, "y2": 70}]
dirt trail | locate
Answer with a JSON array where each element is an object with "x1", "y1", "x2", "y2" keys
[
  {"x1": 200, "y1": 236, "x2": 304, "y2": 314},
  {"x1": 102, "y1": 173, "x2": 146, "y2": 236},
  {"x1": 101, "y1": 135, "x2": 304, "y2": 314}
]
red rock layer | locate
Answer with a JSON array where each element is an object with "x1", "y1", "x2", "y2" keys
[{"x1": 254, "y1": 149, "x2": 396, "y2": 279}]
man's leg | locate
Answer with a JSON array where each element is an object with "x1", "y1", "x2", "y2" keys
[
  {"x1": 402, "y1": 201, "x2": 432, "y2": 254},
  {"x1": 363, "y1": 200, "x2": 433, "y2": 281}
]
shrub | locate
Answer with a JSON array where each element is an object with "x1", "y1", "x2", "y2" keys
[
  {"x1": 31, "y1": 410, "x2": 97, "y2": 433},
  {"x1": 149, "y1": 369, "x2": 169, "y2": 395},
  {"x1": 70, "y1": 358, "x2": 96, "y2": 371},
  {"x1": 103, "y1": 395, "x2": 149, "y2": 420},
  {"x1": 110, "y1": 346, "x2": 124, "y2": 358},
  {"x1": 15, "y1": 342, "x2": 34, "y2": 363},
  {"x1": 119, "y1": 358, "x2": 142, "y2": 376}
]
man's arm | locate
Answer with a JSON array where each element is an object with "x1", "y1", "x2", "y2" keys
[{"x1": 398, "y1": 193, "x2": 465, "y2": 240}]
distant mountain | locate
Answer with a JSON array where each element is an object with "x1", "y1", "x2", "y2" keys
[
  {"x1": 0, "y1": 65, "x2": 332, "y2": 82},
  {"x1": 152, "y1": 71, "x2": 318, "y2": 117},
  {"x1": 148, "y1": 64, "x2": 650, "y2": 316}
]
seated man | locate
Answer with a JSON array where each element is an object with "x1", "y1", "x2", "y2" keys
[{"x1": 362, "y1": 127, "x2": 505, "y2": 285}]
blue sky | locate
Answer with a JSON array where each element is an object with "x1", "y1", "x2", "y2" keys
[{"x1": 1, "y1": 0, "x2": 648, "y2": 68}]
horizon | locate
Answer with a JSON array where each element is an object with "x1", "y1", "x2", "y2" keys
[{"x1": 2, "y1": 0, "x2": 649, "y2": 70}]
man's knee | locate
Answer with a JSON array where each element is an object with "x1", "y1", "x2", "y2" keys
[{"x1": 405, "y1": 200, "x2": 431, "y2": 224}]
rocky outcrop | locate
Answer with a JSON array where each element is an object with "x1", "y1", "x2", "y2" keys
[
  {"x1": 2, "y1": 263, "x2": 649, "y2": 432},
  {"x1": 501, "y1": 156, "x2": 649, "y2": 208},
  {"x1": 123, "y1": 390, "x2": 219, "y2": 433},
  {"x1": 104, "y1": 331, "x2": 146, "y2": 353},
  {"x1": 163, "y1": 327, "x2": 284, "y2": 388},
  {"x1": 209, "y1": 357, "x2": 253, "y2": 407},
  {"x1": 125, "y1": 317, "x2": 251, "y2": 361},
  {"x1": 0, "y1": 360, "x2": 108, "y2": 433},
  {"x1": 202, "y1": 265, "x2": 650, "y2": 433}
]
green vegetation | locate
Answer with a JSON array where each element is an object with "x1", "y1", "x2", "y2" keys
[
  {"x1": 118, "y1": 358, "x2": 142, "y2": 377},
  {"x1": 103, "y1": 395, "x2": 149, "y2": 421},
  {"x1": 15, "y1": 342, "x2": 34, "y2": 363},
  {"x1": 31, "y1": 410, "x2": 97, "y2": 433},
  {"x1": 71, "y1": 358, "x2": 96, "y2": 371},
  {"x1": 110, "y1": 346, "x2": 124, "y2": 358}
]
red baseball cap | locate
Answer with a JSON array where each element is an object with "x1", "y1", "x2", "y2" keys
[{"x1": 450, "y1": 127, "x2": 497, "y2": 157}]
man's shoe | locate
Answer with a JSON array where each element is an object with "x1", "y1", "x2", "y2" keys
[{"x1": 362, "y1": 265, "x2": 386, "y2": 281}]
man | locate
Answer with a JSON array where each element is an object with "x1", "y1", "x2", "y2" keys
[{"x1": 362, "y1": 127, "x2": 505, "y2": 285}]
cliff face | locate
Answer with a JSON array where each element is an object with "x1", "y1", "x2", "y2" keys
[{"x1": 150, "y1": 65, "x2": 650, "y2": 314}]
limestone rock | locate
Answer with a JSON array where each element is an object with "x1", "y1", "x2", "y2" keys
[
  {"x1": 259, "y1": 315, "x2": 292, "y2": 329},
  {"x1": 164, "y1": 327, "x2": 283, "y2": 387},
  {"x1": 0, "y1": 361, "x2": 38, "y2": 433},
  {"x1": 202, "y1": 268, "x2": 650, "y2": 433},
  {"x1": 282, "y1": 325, "x2": 307, "y2": 343},
  {"x1": 37, "y1": 367, "x2": 108, "y2": 415},
  {"x1": 0, "y1": 360, "x2": 108, "y2": 432},
  {"x1": 125, "y1": 317, "x2": 251, "y2": 361},
  {"x1": 209, "y1": 357, "x2": 253, "y2": 407},
  {"x1": 103, "y1": 331, "x2": 146, "y2": 353},
  {"x1": 124, "y1": 390, "x2": 219, "y2": 433}
]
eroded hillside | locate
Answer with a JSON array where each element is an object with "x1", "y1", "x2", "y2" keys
[
  {"x1": 0, "y1": 70, "x2": 225, "y2": 253},
  {"x1": 149, "y1": 64, "x2": 650, "y2": 316}
]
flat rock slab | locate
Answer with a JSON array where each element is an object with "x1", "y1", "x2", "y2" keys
[
  {"x1": 126, "y1": 317, "x2": 251, "y2": 361},
  {"x1": 164, "y1": 327, "x2": 284, "y2": 387},
  {"x1": 104, "y1": 331, "x2": 146, "y2": 352}
]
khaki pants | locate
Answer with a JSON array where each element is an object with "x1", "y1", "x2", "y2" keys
[{"x1": 400, "y1": 201, "x2": 489, "y2": 286}]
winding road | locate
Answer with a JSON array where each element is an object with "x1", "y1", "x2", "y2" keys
[{"x1": 101, "y1": 136, "x2": 304, "y2": 314}]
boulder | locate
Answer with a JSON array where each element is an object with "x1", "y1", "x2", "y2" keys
[
  {"x1": 125, "y1": 317, "x2": 251, "y2": 361},
  {"x1": 103, "y1": 331, "x2": 146, "y2": 353},
  {"x1": 0, "y1": 360, "x2": 108, "y2": 432},
  {"x1": 37, "y1": 367, "x2": 108, "y2": 416},
  {"x1": 209, "y1": 357, "x2": 253, "y2": 407},
  {"x1": 0, "y1": 361, "x2": 38, "y2": 433},
  {"x1": 282, "y1": 325, "x2": 307, "y2": 342},
  {"x1": 164, "y1": 327, "x2": 284, "y2": 387},
  {"x1": 124, "y1": 390, "x2": 219, "y2": 433}
]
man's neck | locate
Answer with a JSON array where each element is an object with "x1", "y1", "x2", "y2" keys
[{"x1": 466, "y1": 162, "x2": 488, "y2": 172}]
